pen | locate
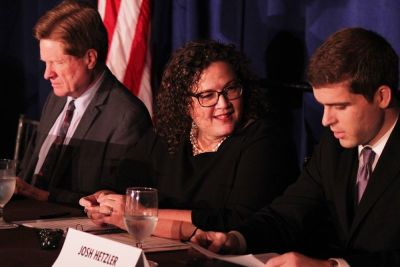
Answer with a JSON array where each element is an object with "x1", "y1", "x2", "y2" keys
[
  {"x1": 39, "y1": 212, "x2": 71, "y2": 219},
  {"x1": 85, "y1": 228, "x2": 125, "y2": 235}
]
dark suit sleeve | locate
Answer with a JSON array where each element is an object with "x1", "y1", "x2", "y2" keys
[
  {"x1": 191, "y1": 120, "x2": 299, "y2": 231},
  {"x1": 236, "y1": 132, "x2": 329, "y2": 253},
  {"x1": 344, "y1": 251, "x2": 400, "y2": 267},
  {"x1": 48, "y1": 188, "x2": 86, "y2": 205},
  {"x1": 107, "y1": 128, "x2": 159, "y2": 191},
  {"x1": 107, "y1": 99, "x2": 152, "y2": 146},
  {"x1": 17, "y1": 129, "x2": 38, "y2": 181},
  {"x1": 18, "y1": 92, "x2": 64, "y2": 183},
  {"x1": 99, "y1": 106, "x2": 152, "y2": 190}
]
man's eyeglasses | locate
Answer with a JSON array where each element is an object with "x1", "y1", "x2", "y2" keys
[{"x1": 190, "y1": 83, "x2": 243, "y2": 107}]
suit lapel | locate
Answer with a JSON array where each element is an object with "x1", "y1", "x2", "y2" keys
[
  {"x1": 334, "y1": 147, "x2": 358, "y2": 235},
  {"x1": 71, "y1": 70, "x2": 114, "y2": 141},
  {"x1": 37, "y1": 95, "x2": 66, "y2": 149},
  {"x1": 349, "y1": 120, "x2": 400, "y2": 238}
]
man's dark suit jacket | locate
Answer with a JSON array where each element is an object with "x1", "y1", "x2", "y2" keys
[
  {"x1": 19, "y1": 68, "x2": 152, "y2": 205},
  {"x1": 238, "y1": 119, "x2": 400, "y2": 267}
]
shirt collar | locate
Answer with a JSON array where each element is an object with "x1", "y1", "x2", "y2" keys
[
  {"x1": 66, "y1": 71, "x2": 105, "y2": 115},
  {"x1": 358, "y1": 115, "x2": 399, "y2": 158}
]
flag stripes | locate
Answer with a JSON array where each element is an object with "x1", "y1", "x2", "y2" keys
[{"x1": 98, "y1": 0, "x2": 153, "y2": 116}]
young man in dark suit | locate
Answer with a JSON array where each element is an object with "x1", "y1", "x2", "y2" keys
[
  {"x1": 194, "y1": 27, "x2": 400, "y2": 267},
  {"x1": 15, "y1": 0, "x2": 151, "y2": 205}
]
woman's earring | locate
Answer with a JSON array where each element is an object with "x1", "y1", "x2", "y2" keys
[{"x1": 191, "y1": 121, "x2": 198, "y2": 130}]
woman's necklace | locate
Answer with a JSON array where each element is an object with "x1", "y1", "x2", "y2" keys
[{"x1": 189, "y1": 122, "x2": 228, "y2": 156}]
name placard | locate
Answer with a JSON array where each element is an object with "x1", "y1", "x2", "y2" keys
[{"x1": 53, "y1": 228, "x2": 149, "y2": 267}]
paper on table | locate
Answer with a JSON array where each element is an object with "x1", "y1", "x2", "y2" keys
[
  {"x1": 14, "y1": 217, "x2": 119, "y2": 234},
  {"x1": 103, "y1": 232, "x2": 190, "y2": 252},
  {"x1": 188, "y1": 242, "x2": 278, "y2": 267},
  {"x1": 16, "y1": 217, "x2": 190, "y2": 253}
]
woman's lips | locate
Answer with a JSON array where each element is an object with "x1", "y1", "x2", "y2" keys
[{"x1": 214, "y1": 111, "x2": 233, "y2": 120}]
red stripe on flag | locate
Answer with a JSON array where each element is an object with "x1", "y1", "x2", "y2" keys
[
  {"x1": 123, "y1": 0, "x2": 150, "y2": 95},
  {"x1": 102, "y1": 0, "x2": 121, "y2": 58}
]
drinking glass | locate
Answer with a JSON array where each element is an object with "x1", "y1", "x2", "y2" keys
[
  {"x1": 0, "y1": 159, "x2": 18, "y2": 229},
  {"x1": 124, "y1": 187, "x2": 158, "y2": 266}
]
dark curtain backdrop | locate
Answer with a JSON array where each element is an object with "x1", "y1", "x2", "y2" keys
[{"x1": 2, "y1": 0, "x2": 400, "y2": 166}]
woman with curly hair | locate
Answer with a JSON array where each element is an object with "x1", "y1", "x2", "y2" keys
[{"x1": 80, "y1": 40, "x2": 298, "y2": 240}]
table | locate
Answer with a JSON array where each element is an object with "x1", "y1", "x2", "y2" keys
[{"x1": 0, "y1": 198, "x2": 240, "y2": 267}]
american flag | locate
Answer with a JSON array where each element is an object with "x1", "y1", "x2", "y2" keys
[{"x1": 98, "y1": 0, "x2": 153, "y2": 116}]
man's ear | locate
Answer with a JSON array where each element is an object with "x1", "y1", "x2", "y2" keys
[
  {"x1": 85, "y1": 49, "x2": 98, "y2": 70},
  {"x1": 376, "y1": 85, "x2": 392, "y2": 109}
]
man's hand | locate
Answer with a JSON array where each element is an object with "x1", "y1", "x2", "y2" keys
[
  {"x1": 192, "y1": 230, "x2": 240, "y2": 254},
  {"x1": 79, "y1": 191, "x2": 125, "y2": 229},
  {"x1": 79, "y1": 190, "x2": 114, "y2": 207},
  {"x1": 265, "y1": 252, "x2": 335, "y2": 267},
  {"x1": 95, "y1": 193, "x2": 126, "y2": 229},
  {"x1": 15, "y1": 177, "x2": 49, "y2": 201}
]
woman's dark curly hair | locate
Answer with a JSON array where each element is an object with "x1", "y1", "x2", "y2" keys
[{"x1": 155, "y1": 40, "x2": 269, "y2": 153}]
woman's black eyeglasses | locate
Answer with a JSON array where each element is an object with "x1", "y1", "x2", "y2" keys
[{"x1": 191, "y1": 83, "x2": 243, "y2": 107}]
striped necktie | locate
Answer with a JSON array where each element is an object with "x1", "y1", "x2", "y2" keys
[
  {"x1": 356, "y1": 147, "x2": 376, "y2": 203},
  {"x1": 35, "y1": 100, "x2": 75, "y2": 189}
]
